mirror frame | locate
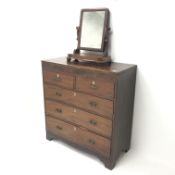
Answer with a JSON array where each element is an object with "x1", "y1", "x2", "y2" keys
[{"x1": 77, "y1": 8, "x2": 109, "y2": 52}]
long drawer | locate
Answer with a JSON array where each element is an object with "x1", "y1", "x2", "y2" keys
[
  {"x1": 45, "y1": 100, "x2": 112, "y2": 138},
  {"x1": 46, "y1": 117, "x2": 111, "y2": 158},
  {"x1": 44, "y1": 84, "x2": 113, "y2": 119}
]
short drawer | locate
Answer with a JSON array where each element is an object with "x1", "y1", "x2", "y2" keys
[
  {"x1": 44, "y1": 84, "x2": 113, "y2": 119},
  {"x1": 46, "y1": 117, "x2": 111, "y2": 158},
  {"x1": 45, "y1": 100, "x2": 112, "y2": 138},
  {"x1": 43, "y1": 70, "x2": 74, "y2": 89},
  {"x1": 76, "y1": 76, "x2": 115, "y2": 100}
]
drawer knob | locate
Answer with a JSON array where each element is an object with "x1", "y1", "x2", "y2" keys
[
  {"x1": 56, "y1": 108, "x2": 62, "y2": 113},
  {"x1": 56, "y1": 73, "x2": 60, "y2": 78},
  {"x1": 56, "y1": 125, "x2": 62, "y2": 130},
  {"x1": 89, "y1": 101, "x2": 97, "y2": 107},
  {"x1": 88, "y1": 139, "x2": 96, "y2": 145},
  {"x1": 73, "y1": 92, "x2": 76, "y2": 96},
  {"x1": 89, "y1": 120, "x2": 97, "y2": 125},
  {"x1": 90, "y1": 81, "x2": 97, "y2": 89},
  {"x1": 56, "y1": 73, "x2": 61, "y2": 80},
  {"x1": 73, "y1": 126, "x2": 77, "y2": 131},
  {"x1": 73, "y1": 108, "x2": 77, "y2": 113},
  {"x1": 56, "y1": 92, "x2": 62, "y2": 96}
]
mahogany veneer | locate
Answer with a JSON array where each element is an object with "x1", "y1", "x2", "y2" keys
[{"x1": 42, "y1": 57, "x2": 137, "y2": 169}]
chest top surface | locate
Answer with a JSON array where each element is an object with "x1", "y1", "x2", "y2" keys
[{"x1": 42, "y1": 57, "x2": 136, "y2": 75}]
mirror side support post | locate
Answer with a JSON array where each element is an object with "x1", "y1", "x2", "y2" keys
[
  {"x1": 67, "y1": 26, "x2": 80, "y2": 62},
  {"x1": 103, "y1": 27, "x2": 111, "y2": 57},
  {"x1": 74, "y1": 26, "x2": 80, "y2": 54}
]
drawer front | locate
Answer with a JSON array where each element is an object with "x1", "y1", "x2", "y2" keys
[
  {"x1": 45, "y1": 100, "x2": 112, "y2": 138},
  {"x1": 46, "y1": 117, "x2": 111, "y2": 157},
  {"x1": 76, "y1": 76, "x2": 115, "y2": 100},
  {"x1": 44, "y1": 85, "x2": 113, "y2": 118},
  {"x1": 43, "y1": 70, "x2": 74, "y2": 89}
]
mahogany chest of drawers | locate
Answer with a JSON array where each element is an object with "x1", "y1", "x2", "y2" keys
[{"x1": 42, "y1": 57, "x2": 137, "y2": 169}]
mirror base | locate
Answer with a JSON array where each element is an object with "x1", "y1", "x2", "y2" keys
[{"x1": 67, "y1": 53, "x2": 111, "y2": 63}]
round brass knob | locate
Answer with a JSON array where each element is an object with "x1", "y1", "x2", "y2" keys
[
  {"x1": 73, "y1": 126, "x2": 77, "y2": 131},
  {"x1": 73, "y1": 108, "x2": 77, "y2": 113},
  {"x1": 90, "y1": 81, "x2": 97, "y2": 89},
  {"x1": 56, "y1": 73, "x2": 60, "y2": 78},
  {"x1": 92, "y1": 80, "x2": 96, "y2": 85}
]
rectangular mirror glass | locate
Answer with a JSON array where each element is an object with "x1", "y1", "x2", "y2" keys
[{"x1": 78, "y1": 9, "x2": 109, "y2": 51}]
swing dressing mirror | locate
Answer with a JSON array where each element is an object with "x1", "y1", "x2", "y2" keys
[{"x1": 67, "y1": 8, "x2": 111, "y2": 63}]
